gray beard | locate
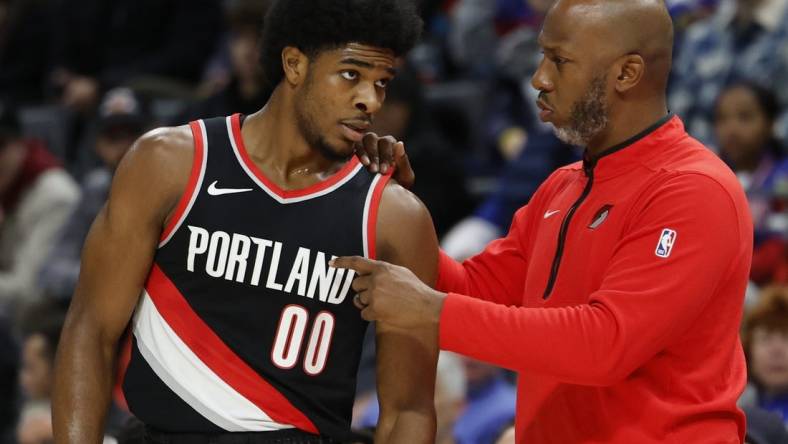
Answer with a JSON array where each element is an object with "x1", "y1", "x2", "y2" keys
[{"x1": 552, "y1": 76, "x2": 609, "y2": 147}]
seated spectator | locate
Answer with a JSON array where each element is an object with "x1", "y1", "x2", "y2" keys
[
  {"x1": 453, "y1": 358, "x2": 516, "y2": 444},
  {"x1": 175, "y1": 0, "x2": 273, "y2": 124},
  {"x1": 669, "y1": 0, "x2": 788, "y2": 145},
  {"x1": 0, "y1": 106, "x2": 79, "y2": 313},
  {"x1": 49, "y1": 0, "x2": 222, "y2": 113},
  {"x1": 741, "y1": 286, "x2": 788, "y2": 426},
  {"x1": 39, "y1": 89, "x2": 149, "y2": 301},
  {"x1": 714, "y1": 82, "x2": 788, "y2": 286}
]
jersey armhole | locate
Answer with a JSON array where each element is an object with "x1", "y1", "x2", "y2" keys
[
  {"x1": 362, "y1": 172, "x2": 392, "y2": 259},
  {"x1": 158, "y1": 120, "x2": 208, "y2": 247}
]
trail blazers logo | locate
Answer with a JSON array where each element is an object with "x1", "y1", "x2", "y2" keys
[
  {"x1": 588, "y1": 204, "x2": 613, "y2": 229},
  {"x1": 655, "y1": 228, "x2": 677, "y2": 258}
]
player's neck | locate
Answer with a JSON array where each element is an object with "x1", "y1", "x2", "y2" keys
[{"x1": 241, "y1": 93, "x2": 342, "y2": 182}]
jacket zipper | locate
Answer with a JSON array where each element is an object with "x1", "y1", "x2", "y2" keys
[{"x1": 542, "y1": 164, "x2": 595, "y2": 299}]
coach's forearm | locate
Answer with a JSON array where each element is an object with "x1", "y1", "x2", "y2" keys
[{"x1": 53, "y1": 317, "x2": 117, "y2": 444}]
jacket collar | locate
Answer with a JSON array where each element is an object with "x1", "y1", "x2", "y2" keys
[{"x1": 582, "y1": 114, "x2": 685, "y2": 180}]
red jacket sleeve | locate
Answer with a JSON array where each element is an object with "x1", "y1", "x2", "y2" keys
[
  {"x1": 436, "y1": 206, "x2": 530, "y2": 306},
  {"x1": 438, "y1": 174, "x2": 749, "y2": 385}
]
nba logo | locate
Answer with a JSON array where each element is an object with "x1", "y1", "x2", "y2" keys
[{"x1": 655, "y1": 229, "x2": 677, "y2": 258}]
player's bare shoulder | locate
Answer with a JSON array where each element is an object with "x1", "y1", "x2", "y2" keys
[
  {"x1": 109, "y1": 124, "x2": 196, "y2": 226},
  {"x1": 376, "y1": 180, "x2": 438, "y2": 267}
]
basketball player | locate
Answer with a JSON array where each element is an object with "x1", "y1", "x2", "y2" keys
[{"x1": 52, "y1": 1, "x2": 437, "y2": 443}]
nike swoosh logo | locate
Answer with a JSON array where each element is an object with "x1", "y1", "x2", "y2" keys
[
  {"x1": 207, "y1": 181, "x2": 253, "y2": 196},
  {"x1": 544, "y1": 209, "x2": 561, "y2": 219}
]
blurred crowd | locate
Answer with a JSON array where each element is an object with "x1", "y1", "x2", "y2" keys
[{"x1": 0, "y1": 0, "x2": 786, "y2": 443}]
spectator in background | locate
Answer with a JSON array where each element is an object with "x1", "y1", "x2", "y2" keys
[
  {"x1": 669, "y1": 0, "x2": 788, "y2": 145},
  {"x1": 18, "y1": 305, "x2": 64, "y2": 404},
  {"x1": 39, "y1": 89, "x2": 149, "y2": 302},
  {"x1": 176, "y1": 0, "x2": 273, "y2": 124},
  {"x1": 741, "y1": 286, "x2": 788, "y2": 427},
  {"x1": 0, "y1": 106, "x2": 79, "y2": 314},
  {"x1": 14, "y1": 304, "x2": 64, "y2": 444},
  {"x1": 452, "y1": 359, "x2": 516, "y2": 444},
  {"x1": 369, "y1": 64, "x2": 472, "y2": 236},
  {"x1": 448, "y1": 0, "x2": 554, "y2": 81},
  {"x1": 49, "y1": 0, "x2": 222, "y2": 112},
  {"x1": 16, "y1": 301, "x2": 128, "y2": 442},
  {"x1": 0, "y1": 0, "x2": 55, "y2": 107},
  {"x1": 714, "y1": 82, "x2": 788, "y2": 287}
]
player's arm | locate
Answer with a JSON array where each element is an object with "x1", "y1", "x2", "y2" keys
[
  {"x1": 373, "y1": 182, "x2": 439, "y2": 444},
  {"x1": 52, "y1": 127, "x2": 194, "y2": 444}
]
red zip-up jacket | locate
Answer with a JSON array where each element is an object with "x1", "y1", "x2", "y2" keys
[{"x1": 437, "y1": 116, "x2": 752, "y2": 443}]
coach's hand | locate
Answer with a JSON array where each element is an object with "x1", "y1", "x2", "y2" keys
[
  {"x1": 330, "y1": 256, "x2": 445, "y2": 329},
  {"x1": 355, "y1": 133, "x2": 415, "y2": 189}
]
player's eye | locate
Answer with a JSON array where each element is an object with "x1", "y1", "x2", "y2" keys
[
  {"x1": 341, "y1": 71, "x2": 359, "y2": 81},
  {"x1": 375, "y1": 79, "x2": 389, "y2": 89}
]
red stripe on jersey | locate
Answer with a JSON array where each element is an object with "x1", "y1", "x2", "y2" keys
[
  {"x1": 159, "y1": 121, "x2": 205, "y2": 243},
  {"x1": 145, "y1": 264, "x2": 319, "y2": 434},
  {"x1": 366, "y1": 173, "x2": 392, "y2": 259},
  {"x1": 230, "y1": 113, "x2": 360, "y2": 199}
]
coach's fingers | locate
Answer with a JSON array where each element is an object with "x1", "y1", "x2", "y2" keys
[
  {"x1": 353, "y1": 293, "x2": 368, "y2": 310},
  {"x1": 330, "y1": 256, "x2": 377, "y2": 274},
  {"x1": 351, "y1": 276, "x2": 372, "y2": 293},
  {"x1": 378, "y1": 136, "x2": 397, "y2": 175},
  {"x1": 392, "y1": 142, "x2": 415, "y2": 189},
  {"x1": 362, "y1": 133, "x2": 380, "y2": 173},
  {"x1": 355, "y1": 143, "x2": 371, "y2": 167}
]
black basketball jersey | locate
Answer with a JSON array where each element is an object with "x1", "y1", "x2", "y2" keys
[{"x1": 123, "y1": 114, "x2": 390, "y2": 440}]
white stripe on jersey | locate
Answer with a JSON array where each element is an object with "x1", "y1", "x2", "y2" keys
[{"x1": 132, "y1": 291, "x2": 295, "y2": 432}]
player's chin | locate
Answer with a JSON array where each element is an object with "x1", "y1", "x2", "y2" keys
[{"x1": 325, "y1": 138, "x2": 356, "y2": 161}]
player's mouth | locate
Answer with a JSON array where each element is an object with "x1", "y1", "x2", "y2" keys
[{"x1": 340, "y1": 121, "x2": 370, "y2": 143}]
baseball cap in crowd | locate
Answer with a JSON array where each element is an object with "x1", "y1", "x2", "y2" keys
[{"x1": 97, "y1": 88, "x2": 148, "y2": 136}]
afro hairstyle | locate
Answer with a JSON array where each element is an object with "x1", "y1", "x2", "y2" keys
[{"x1": 260, "y1": 0, "x2": 423, "y2": 88}]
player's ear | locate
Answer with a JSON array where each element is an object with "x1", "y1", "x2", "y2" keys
[{"x1": 281, "y1": 46, "x2": 309, "y2": 87}]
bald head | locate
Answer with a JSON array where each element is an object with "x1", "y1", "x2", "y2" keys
[{"x1": 545, "y1": 0, "x2": 674, "y2": 91}]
